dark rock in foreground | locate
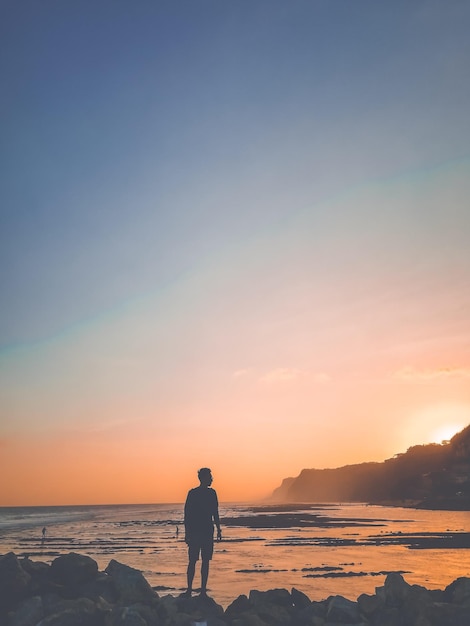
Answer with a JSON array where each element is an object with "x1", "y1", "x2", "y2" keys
[{"x1": 1, "y1": 551, "x2": 470, "y2": 625}]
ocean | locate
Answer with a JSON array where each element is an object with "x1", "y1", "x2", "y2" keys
[{"x1": 0, "y1": 502, "x2": 469, "y2": 607}]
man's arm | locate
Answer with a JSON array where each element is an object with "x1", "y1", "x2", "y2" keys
[
  {"x1": 184, "y1": 490, "x2": 192, "y2": 544},
  {"x1": 213, "y1": 491, "x2": 222, "y2": 541}
]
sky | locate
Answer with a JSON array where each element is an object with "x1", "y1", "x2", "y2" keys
[{"x1": 1, "y1": 0, "x2": 470, "y2": 506}]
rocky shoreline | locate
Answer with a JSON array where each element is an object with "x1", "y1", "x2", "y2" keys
[{"x1": 1, "y1": 551, "x2": 470, "y2": 625}]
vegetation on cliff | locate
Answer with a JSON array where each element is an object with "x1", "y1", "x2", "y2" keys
[{"x1": 271, "y1": 425, "x2": 470, "y2": 509}]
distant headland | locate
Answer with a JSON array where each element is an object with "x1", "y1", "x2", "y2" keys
[{"x1": 270, "y1": 425, "x2": 470, "y2": 510}]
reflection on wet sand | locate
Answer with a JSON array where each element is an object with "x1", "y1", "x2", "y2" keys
[{"x1": 1, "y1": 502, "x2": 469, "y2": 604}]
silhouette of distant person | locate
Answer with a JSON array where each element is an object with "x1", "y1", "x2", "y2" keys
[
  {"x1": 42, "y1": 527, "x2": 46, "y2": 539},
  {"x1": 184, "y1": 467, "x2": 222, "y2": 597}
]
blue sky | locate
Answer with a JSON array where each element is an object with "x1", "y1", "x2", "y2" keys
[
  {"x1": 3, "y1": 0, "x2": 469, "y2": 348},
  {"x1": 1, "y1": 1, "x2": 470, "y2": 503}
]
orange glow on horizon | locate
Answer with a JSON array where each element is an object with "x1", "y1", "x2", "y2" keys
[{"x1": 2, "y1": 410, "x2": 469, "y2": 506}]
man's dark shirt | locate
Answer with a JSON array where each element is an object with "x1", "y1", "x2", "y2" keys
[{"x1": 184, "y1": 486, "x2": 219, "y2": 540}]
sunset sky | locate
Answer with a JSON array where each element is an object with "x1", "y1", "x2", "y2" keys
[{"x1": 1, "y1": 1, "x2": 470, "y2": 506}]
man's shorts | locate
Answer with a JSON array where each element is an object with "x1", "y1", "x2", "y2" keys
[{"x1": 188, "y1": 533, "x2": 214, "y2": 561}]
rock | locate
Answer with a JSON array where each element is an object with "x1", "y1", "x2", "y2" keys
[
  {"x1": 248, "y1": 589, "x2": 294, "y2": 625},
  {"x1": 297, "y1": 612, "x2": 325, "y2": 625},
  {"x1": 41, "y1": 596, "x2": 99, "y2": 618},
  {"x1": 444, "y1": 576, "x2": 470, "y2": 605},
  {"x1": 383, "y1": 572, "x2": 411, "y2": 607},
  {"x1": 20, "y1": 559, "x2": 53, "y2": 596},
  {"x1": 298, "y1": 616, "x2": 324, "y2": 626},
  {"x1": 228, "y1": 615, "x2": 269, "y2": 626},
  {"x1": 5, "y1": 552, "x2": 470, "y2": 626},
  {"x1": 423, "y1": 601, "x2": 470, "y2": 626},
  {"x1": 225, "y1": 594, "x2": 259, "y2": 625},
  {"x1": 105, "y1": 560, "x2": 156, "y2": 605},
  {"x1": 225, "y1": 594, "x2": 251, "y2": 615},
  {"x1": 169, "y1": 613, "x2": 193, "y2": 626},
  {"x1": 20, "y1": 558, "x2": 50, "y2": 579},
  {"x1": 374, "y1": 584, "x2": 385, "y2": 604},
  {"x1": 173, "y1": 593, "x2": 225, "y2": 623},
  {"x1": 413, "y1": 616, "x2": 432, "y2": 626},
  {"x1": 50, "y1": 553, "x2": 99, "y2": 587},
  {"x1": 42, "y1": 592, "x2": 66, "y2": 615},
  {"x1": 7, "y1": 595, "x2": 44, "y2": 626},
  {"x1": 325, "y1": 595, "x2": 361, "y2": 623},
  {"x1": 206, "y1": 617, "x2": 228, "y2": 626},
  {"x1": 159, "y1": 594, "x2": 179, "y2": 620},
  {"x1": 104, "y1": 606, "x2": 148, "y2": 626},
  {"x1": 79, "y1": 572, "x2": 118, "y2": 604},
  {"x1": 291, "y1": 587, "x2": 311, "y2": 610},
  {"x1": 429, "y1": 588, "x2": 447, "y2": 603},
  {"x1": 402, "y1": 584, "x2": 433, "y2": 623},
  {"x1": 262, "y1": 588, "x2": 292, "y2": 607},
  {"x1": 368, "y1": 606, "x2": 402, "y2": 626},
  {"x1": 297, "y1": 599, "x2": 327, "y2": 624},
  {"x1": 0, "y1": 553, "x2": 31, "y2": 611},
  {"x1": 36, "y1": 601, "x2": 102, "y2": 626},
  {"x1": 357, "y1": 592, "x2": 383, "y2": 618},
  {"x1": 123, "y1": 602, "x2": 163, "y2": 626}
]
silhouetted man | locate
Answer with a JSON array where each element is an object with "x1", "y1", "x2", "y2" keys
[{"x1": 184, "y1": 467, "x2": 222, "y2": 597}]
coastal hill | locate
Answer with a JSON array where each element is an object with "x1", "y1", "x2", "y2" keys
[{"x1": 271, "y1": 424, "x2": 470, "y2": 509}]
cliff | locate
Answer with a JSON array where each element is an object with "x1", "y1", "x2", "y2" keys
[{"x1": 271, "y1": 424, "x2": 470, "y2": 509}]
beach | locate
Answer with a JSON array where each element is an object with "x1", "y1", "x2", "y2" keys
[{"x1": 1, "y1": 502, "x2": 469, "y2": 607}]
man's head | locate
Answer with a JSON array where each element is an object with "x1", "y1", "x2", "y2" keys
[{"x1": 198, "y1": 467, "x2": 213, "y2": 487}]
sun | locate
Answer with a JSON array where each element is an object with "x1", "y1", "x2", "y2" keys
[
  {"x1": 405, "y1": 403, "x2": 470, "y2": 448},
  {"x1": 430, "y1": 423, "x2": 465, "y2": 445}
]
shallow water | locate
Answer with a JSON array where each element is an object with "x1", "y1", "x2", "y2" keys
[{"x1": 0, "y1": 502, "x2": 469, "y2": 607}]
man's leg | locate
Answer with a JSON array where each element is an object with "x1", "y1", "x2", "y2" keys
[
  {"x1": 200, "y1": 558, "x2": 209, "y2": 595},
  {"x1": 187, "y1": 557, "x2": 196, "y2": 594}
]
